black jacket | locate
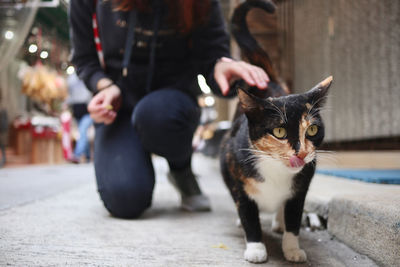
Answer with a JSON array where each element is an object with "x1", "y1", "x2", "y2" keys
[{"x1": 69, "y1": 0, "x2": 231, "y2": 105}]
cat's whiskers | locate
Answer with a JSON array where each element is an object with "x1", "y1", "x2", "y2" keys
[
  {"x1": 306, "y1": 107, "x2": 324, "y2": 121},
  {"x1": 307, "y1": 105, "x2": 333, "y2": 121},
  {"x1": 239, "y1": 148, "x2": 275, "y2": 165},
  {"x1": 270, "y1": 113, "x2": 285, "y2": 121},
  {"x1": 238, "y1": 149, "x2": 261, "y2": 165},
  {"x1": 240, "y1": 154, "x2": 260, "y2": 165},
  {"x1": 310, "y1": 95, "x2": 328, "y2": 110},
  {"x1": 306, "y1": 108, "x2": 322, "y2": 119},
  {"x1": 316, "y1": 150, "x2": 335, "y2": 153},
  {"x1": 240, "y1": 148, "x2": 274, "y2": 158},
  {"x1": 304, "y1": 151, "x2": 316, "y2": 163},
  {"x1": 283, "y1": 102, "x2": 288, "y2": 123},
  {"x1": 316, "y1": 150, "x2": 338, "y2": 168},
  {"x1": 241, "y1": 146, "x2": 320, "y2": 168},
  {"x1": 269, "y1": 102, "x2": 287, "y2": 123},
  {"x1": 306, "y1": 96, "x2": 328, "y2": 120}
]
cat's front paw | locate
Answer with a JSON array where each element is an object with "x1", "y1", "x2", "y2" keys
[
  {"x1": 244, "y1": 242, "x2": 267, "y2": 263},
  {"x1": 283, "y1": 248, "x2": 307, "y2": 262}
]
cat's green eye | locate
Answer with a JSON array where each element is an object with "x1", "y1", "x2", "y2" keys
[
  {"x1": 307, "y1": 125, "x2": 318, "y2": 136},
  {"x1": 273, "y1": 127, "x2": 287, "y2": 139}
]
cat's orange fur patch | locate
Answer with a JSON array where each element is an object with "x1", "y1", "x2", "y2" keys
[
  {"x1": 226, "y1": 154, "x2": 260, "y2": 201},
  {"x1": 253, "y1": 135, "x2": 294, "y2": 163},
  {"x1": 254, "y1": 135, "x2": 290, "y2": 155},
  {"x1": 298, "y1": 114, "x2": 315, "y2": 158},
  {"x1": 226, "y1": 154, "x2": 240, "y2": 182},
  {"x1": 244, "y1": 178, "x2": 260, "y2": 196}
]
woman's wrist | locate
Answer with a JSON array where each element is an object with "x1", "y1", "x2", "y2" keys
[
  {"x1": 96, "y1": 78, "x2": 114, "y2": 91},
  {"x1": 101, "y1": 84, "x2": 122, "y2": 100},
  {"x1": 217, "y1": 57, "x2": 234, "y2": 64},
  {"x1": 94, "y1": 78, "x2": 115, "y2": 95}
]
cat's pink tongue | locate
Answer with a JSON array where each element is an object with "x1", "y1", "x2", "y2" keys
[{"x1": 289, "y1": 156, "x2": 305, "y2": 168}]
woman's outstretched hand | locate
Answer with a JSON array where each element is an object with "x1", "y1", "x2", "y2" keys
[
  {"x1": 214, "y1": 57, "x2": 269, "y2": 96},
  {"x1": 88, "y1": 84, "x2": 121, "y2": 125}
]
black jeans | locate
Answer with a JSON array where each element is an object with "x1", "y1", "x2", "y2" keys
[{"x1": 93, "y1": 88, "x2": 200, "y2": 219}]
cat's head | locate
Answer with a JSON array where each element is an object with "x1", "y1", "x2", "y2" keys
[{"x1": 238, "y1": 76, "x2": 332, "y2": 170}]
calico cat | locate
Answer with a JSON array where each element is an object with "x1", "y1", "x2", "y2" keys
[{"x1": 220, "y1": 0, "x2": 333, "y2": 263}]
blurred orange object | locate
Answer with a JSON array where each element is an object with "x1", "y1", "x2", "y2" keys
[{"x1": 20, "y1": 65, "x2": 67, "y2": 112}]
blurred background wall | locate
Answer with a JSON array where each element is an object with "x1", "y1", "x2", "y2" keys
[
  {"x1": 289, "y1": 0, "x2": 400, "y2": 143},
  {"x1": 221, "y1": 0, "x2": 400, "y2": 148}
]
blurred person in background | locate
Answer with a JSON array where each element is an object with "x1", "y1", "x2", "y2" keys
[
  {"x1": 69, "y1": 0, "x2": 269, "y2": 218},
  {"x1": 66, "y1": 72, "x2": 93, "y2": 163}
]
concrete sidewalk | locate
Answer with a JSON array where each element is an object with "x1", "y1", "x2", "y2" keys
[{"x1": 0, "y1": 154, "x2": 378, "y2": 266}]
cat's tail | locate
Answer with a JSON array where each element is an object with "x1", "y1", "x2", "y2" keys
[{"x1": 231, "y1": 0, "x2": 288, "y2": 93}]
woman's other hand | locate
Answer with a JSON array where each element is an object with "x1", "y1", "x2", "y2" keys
[
  {"x1": 214, "y1": 57, "x2": 269, "y2": 96},
  {"x1": 88, "y1": 84, "x2": 121, "y2": 125}
]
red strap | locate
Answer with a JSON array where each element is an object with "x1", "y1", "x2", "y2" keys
[{"x1": 92, "y1": 0, "x2": 105, "y2": 68}]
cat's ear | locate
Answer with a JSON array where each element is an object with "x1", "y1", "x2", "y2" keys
[
  {"x1": 237, "y1": 88, "x2": 266, "y2": 121},
  {"x1": 237, "y1": 88, "x2": 263, "y2": 112},
  {"x1": 306, "y1": 76, "x2": 333, "y2": 108}
]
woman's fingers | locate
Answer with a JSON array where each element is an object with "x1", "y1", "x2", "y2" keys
[
  {"x1": 214, "y1": 59, "x2": 271, "y2": 95},
  {"x1": 240, "y1": 62, "x2": 269, "y2": 89},
  {"x1": 237, "y1": 63, "x2": 257, "y2": 86},
  {"x1": 103, "y1": 111, "x2": 117, "y2": 125},
  {"x1": 90, "y1": 108, "x2": 107, "y2": 123},
  {"x1": 102, "y1": 90, "x2": 116, "y2": 109},
  {"x1": 88, "y1": 94, "x2": 103, "y2": 113},
  {"x1": 254, "y1": 65, "x2": 269, "y2": 85},
  {"x1": 88, "y1": 94, "x2": 106, "y2": 123},
  {"x1": 87, "y1": 87, "x2": 120, "y2": 124},
  {"x1": 214, "y1": 71, "x2": 230, "y2": 96},
  {"x1": 91, "y1": 108, "x2": 116, "y2": 124}
]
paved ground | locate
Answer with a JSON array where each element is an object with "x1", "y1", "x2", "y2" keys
[{"x1": 0, "y1": 154, "x2": 377, "y2": 266}]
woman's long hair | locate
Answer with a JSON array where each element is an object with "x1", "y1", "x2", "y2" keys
[{"x1": 113, "y1": 0, "x2": 211, "y2": 34}]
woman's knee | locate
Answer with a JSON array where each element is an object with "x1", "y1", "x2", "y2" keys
[
  {"x1": 132, "y1": 89, "x2": 200, "y2": 133},
  {"x1": 131, "y1": 89, "x2": 200, "y2": 158},
  {"x1": 99, "y1": 184, "x2": 153, "y2": 219}
]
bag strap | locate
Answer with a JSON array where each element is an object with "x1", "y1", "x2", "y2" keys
[{"x1": 92, "y1": 0, "x2": 105, "y2": 69}]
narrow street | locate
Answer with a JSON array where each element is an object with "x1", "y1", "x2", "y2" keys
[{"x1": 1, "y1": 0, "x2": 399, "y2": 266}]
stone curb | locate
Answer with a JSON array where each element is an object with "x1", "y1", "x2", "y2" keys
[
  {"x1": 305, "y1": 175, "x2": 400, "y2": 267},
  {"x1": 327, "y1": 194, "x2": 400, "y2": 267}
]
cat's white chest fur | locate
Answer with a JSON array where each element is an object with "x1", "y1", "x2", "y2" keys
[{"x1": 246, "y1": 157, "x2": 298, "y2": 212}]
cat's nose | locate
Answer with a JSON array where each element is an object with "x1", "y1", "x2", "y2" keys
[{"x1": 294, "y1": 141, "x2": 301, "y2": 153}]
